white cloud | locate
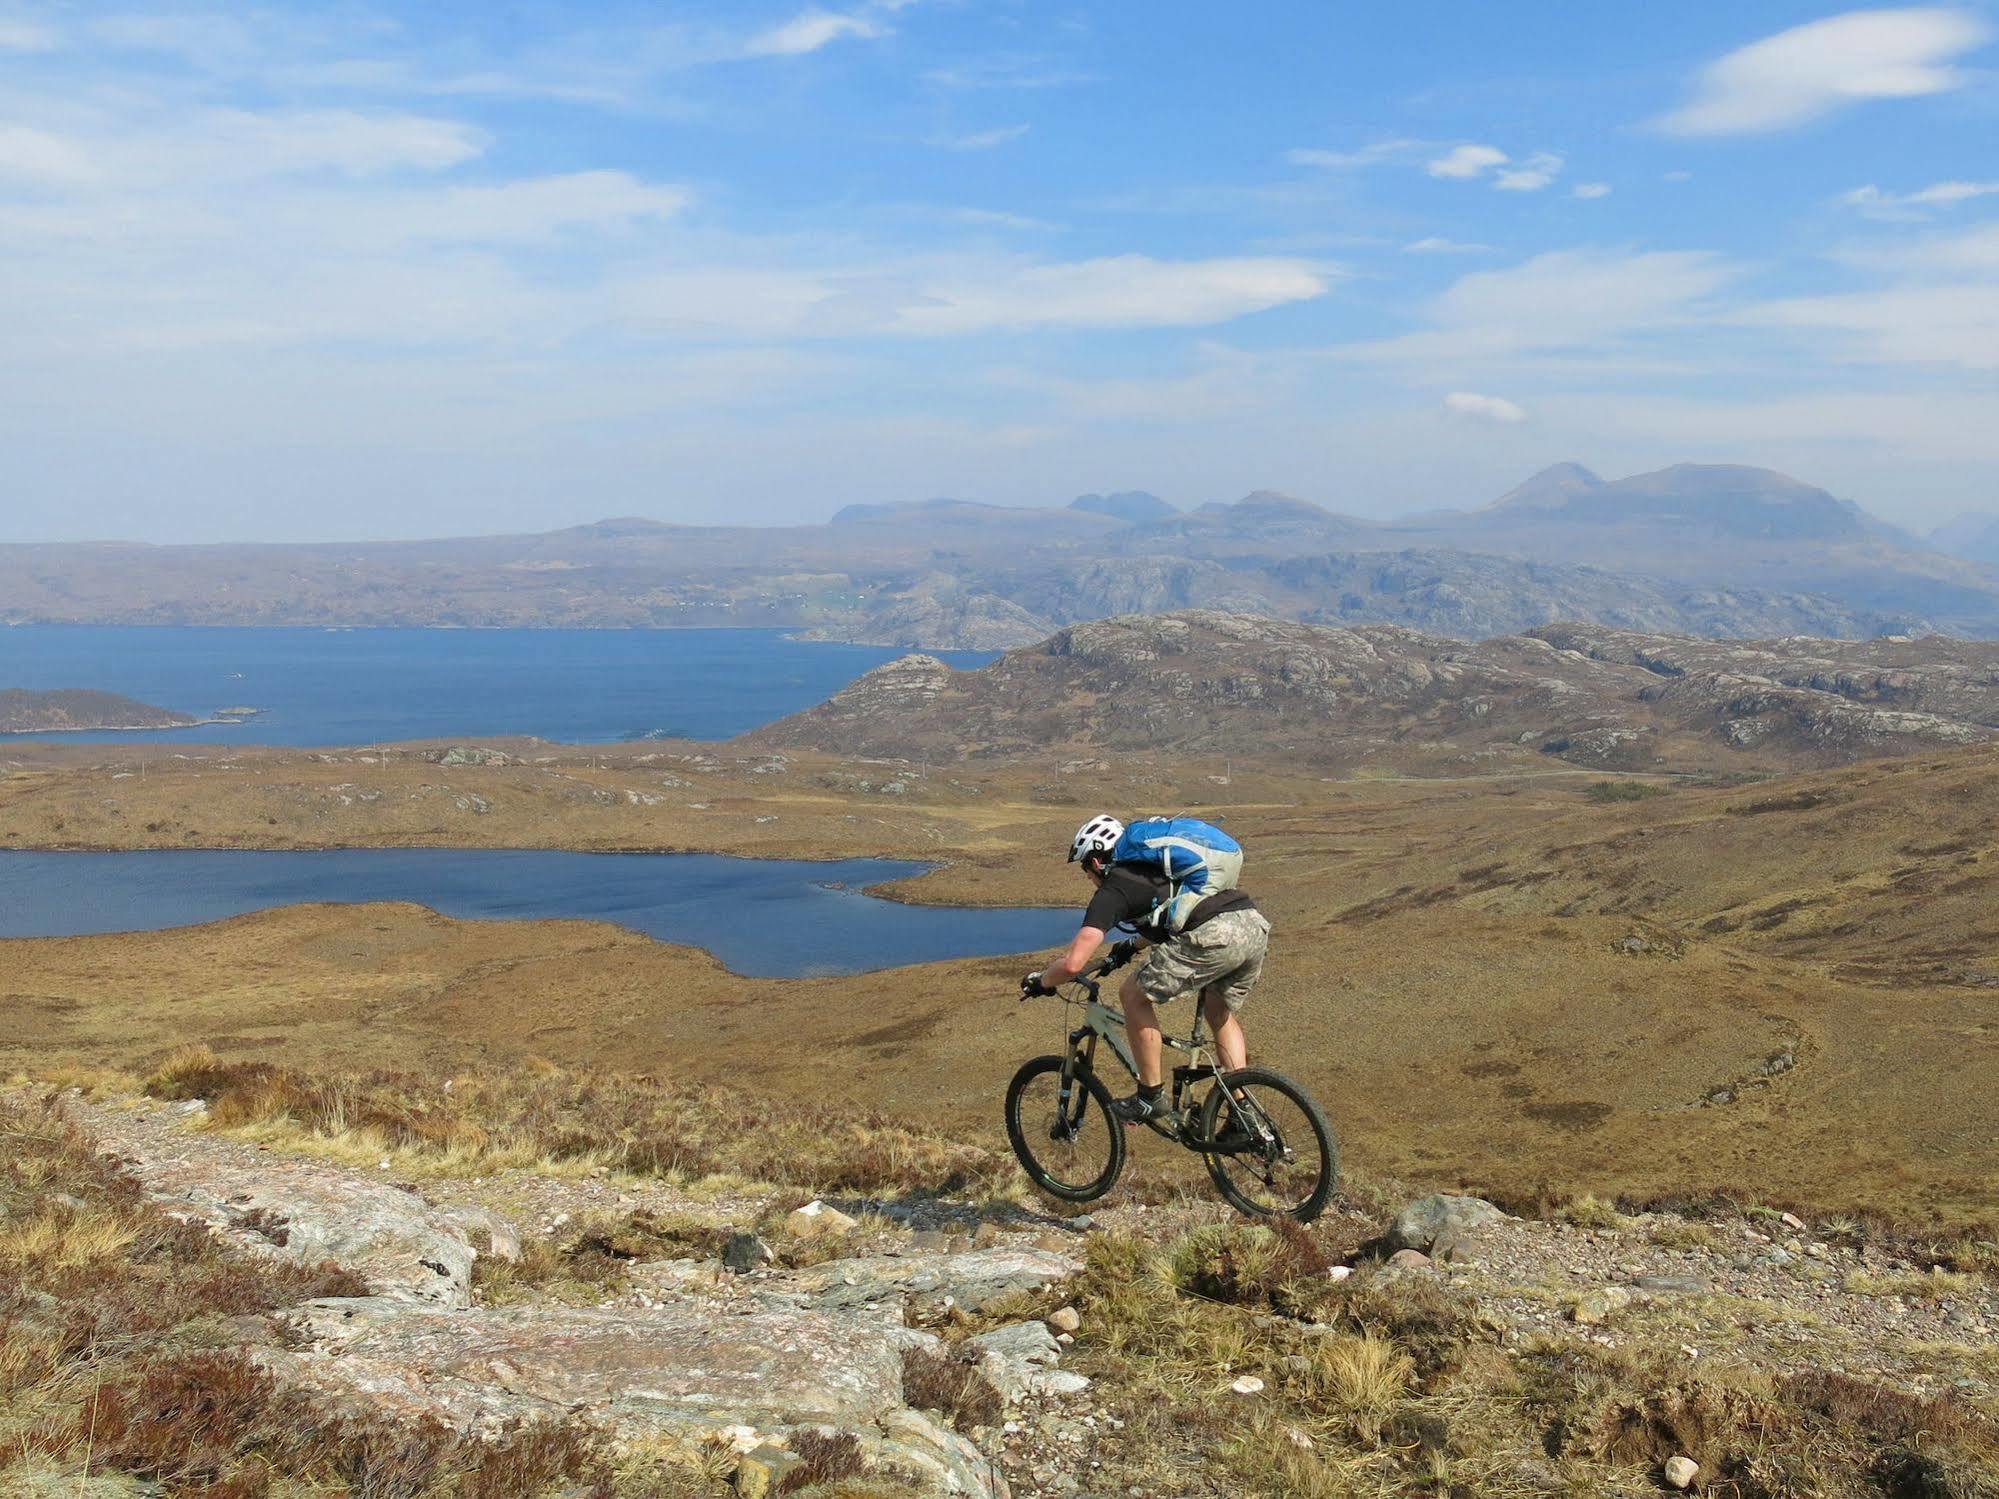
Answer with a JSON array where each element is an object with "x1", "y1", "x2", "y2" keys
[
  {"x1": 1842, "y1": 179, "x2": 1999, "y2": 220},
  {"x1": 1734, "y1": 220, "x2": 1999, "y2": 370},
  {"x1": 1573, "y1": 182, "x2": 1612, "y2": 200},
  {"x1": 172, "y1": 110, "x2": 487, "y2": 178},
  {"x1": 1428, "y1": 144, "x2": 1508, "y2": 180},
  {"x1": 1743, "y1": 283, "x2": 1999, "y2": 369},
  {"x1": 1344, "y1": 248, "x2": 1737, "y2": 366},
  {"x1": 743, "y1": 9, "x2": 883, "y2": 57},
  {"x1": 1444, "y1": 391, "x2": 1527, "y2": 423},
  {"x1": 0, "y1": 18, "x2": 56, "y2": 51},
  {"x1": 366, "y1": 172, "x2": 691, "y2": 245},
  {"x1": 946, "y1": 207, "x2": 1060, "y2": 232},
  {"x1": 1662, "y1": 170, "x2": 1694, "y2": 183},
  {"x1": 0, "y1": 125, "x2": 97, "y2": 184},
  {"x1": 892, "y1": 255, "x2": 1331, "y2": 335},
  {"x1": 1841, "y1": 220, "x2": 1999, "y2": 274},
  {"x1": 1495, "y1": 152, "x2": 1563, "y2": 192},
  {"x1": 1286, "y1": 139, "x2": 1420, "y2": 170},
  {"x1": 1658, "y1": 7, "x2": 1993, "y2": 136},
  {"x1": 931, "y1": 124, "x2": 1031, "y2": 151},
  {"x1": 1405, "y1": 236, "x2": 1493, "y2": 254}
]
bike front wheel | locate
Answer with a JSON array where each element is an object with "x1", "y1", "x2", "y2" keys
[
  {"x1": 1004, "y1": 1054, "x2": 1126, "y2": 1203},
  {"x1": 1198, "y1": 1067, "x2": 1338, "y2": 1222}
]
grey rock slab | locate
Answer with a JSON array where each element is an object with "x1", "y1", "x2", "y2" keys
[
  {"x1": 780, "y1": 1247, "x2": 1079, "y2": 1314},
  {"x1": 273, "y1": 1299, "x2": 908, "y2": 1437},
  {"x1": 129, "y1": 1152, "x2": 478, "y2": 1307},
  {"x1": 1388, "y1": 1195, "x2": 1507, "y2": 1254},
  {"x1": 878, "y1": 1408, "x2": 1010, "y2": 1498},
  {"x1": 967, "y1": 1322, "x2": 1062, "y2": 1368}
]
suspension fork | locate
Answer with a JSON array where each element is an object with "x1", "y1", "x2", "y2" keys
[{"x1": 1057, "y1": 1028, "x2": 1099, "y2": 1129}]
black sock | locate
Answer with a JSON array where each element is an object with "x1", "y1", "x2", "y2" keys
[{"x1": 1139, "y1": 1082, "x2": 1165, "y2": 1104}]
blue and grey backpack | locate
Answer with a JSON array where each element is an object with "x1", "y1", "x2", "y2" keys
[{"x1": 1112, "y1": 816, "x2": 1244, "y2": 934}]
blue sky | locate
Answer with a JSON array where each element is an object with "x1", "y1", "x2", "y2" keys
[{"x1": 1, "y1": 1, "x2": 1996, "y2": 541}]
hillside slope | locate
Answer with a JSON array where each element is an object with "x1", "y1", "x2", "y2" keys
[
  {"x1": 752, "y1": 611, "x2": 1999, "y2": 772},
  {"x1": 0, "y1": 687, "x2": 197, "y2": 732}
]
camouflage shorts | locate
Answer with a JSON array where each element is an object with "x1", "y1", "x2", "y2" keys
[{"x1": 1135, "y1": 907, "x2": 1271, "y2": 1012}]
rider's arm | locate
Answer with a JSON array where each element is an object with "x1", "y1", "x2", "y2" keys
[{"x1": 1041, "y1": 925, "x2": 1109, "y2": 987}]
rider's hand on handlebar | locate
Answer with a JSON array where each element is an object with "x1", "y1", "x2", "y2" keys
[
  {"x1": 1019, "y1": 970, "x2": 1056, "y2": 1000},
  {"x1": 1105, "y1": 938, "x2": 1139, "y2": 971}
]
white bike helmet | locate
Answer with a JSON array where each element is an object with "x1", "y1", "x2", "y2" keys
[{"x1": 1068, "y1": 813, "x2": 1125, "y2": 866}]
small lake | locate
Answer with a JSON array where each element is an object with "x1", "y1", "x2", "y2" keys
[
  {"x1": 0, "y1": 626, "x2": 995, "y2": 745},
  {"x1": 0, "y1": 850, "x2": 1072, "y2": 978}
]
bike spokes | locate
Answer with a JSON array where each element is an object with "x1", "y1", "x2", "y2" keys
[
  {"x1": 1005, "y1": 1055, "x2": 1125, "y2": 1201},
  {"x1": 1200, "y1": 1071, "x2": 1336, "y2": 1221}
]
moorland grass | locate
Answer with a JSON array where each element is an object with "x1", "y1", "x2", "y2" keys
[{"x1": 145, "y1": 1045, "x2": 1018, "y2": 1203}]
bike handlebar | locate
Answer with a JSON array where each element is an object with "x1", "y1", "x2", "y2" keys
[{"x1": 1022, "y1": 951, "x2": 1122, "y2": 1003}]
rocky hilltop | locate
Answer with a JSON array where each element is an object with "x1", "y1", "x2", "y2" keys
[
  {"x1": 754, "y1": 611, "x2": 1999, "y2": 772},
  {"x1": 6, "y1": 463, "x2": 1995, "y2": 649},
  {"x1": 0, "y1": 687, "x2": 198, "y2": 733}
]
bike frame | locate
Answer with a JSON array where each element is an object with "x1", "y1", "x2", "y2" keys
[{"x1": 1055, "y1": 964, "x2": 1237, "y2": 1143}]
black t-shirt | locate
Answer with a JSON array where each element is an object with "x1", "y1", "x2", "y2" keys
[{"x1": 1083, "y1": 864, "x2": 1255, "y2": 942}]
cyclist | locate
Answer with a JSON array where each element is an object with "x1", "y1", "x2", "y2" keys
[{"x1": 1022, "y1": 813, "x2": 1270, "y2": 1127}]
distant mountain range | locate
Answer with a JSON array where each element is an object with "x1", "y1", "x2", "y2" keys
[{"x1": 6, "y1": 463, "x2": 1999, "y2": 649}]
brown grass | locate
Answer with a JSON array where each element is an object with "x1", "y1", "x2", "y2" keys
[
  {"x1": 899, "y1": 1345, "x2": 1004, "y2": 1435},
  {"x1": 146, "y1": 1049, "x2": 1015, "y2": 1202}
]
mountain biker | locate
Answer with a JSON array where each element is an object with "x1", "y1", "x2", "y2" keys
[{"x1": 1022, "y1": 813, "x2": 1270, "y2": 1127}]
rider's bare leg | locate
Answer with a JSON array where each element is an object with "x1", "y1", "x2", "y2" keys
[
  {"x1": 1119, "y1": 971, "x2": 1165, "y2": 1088},
  {"x1": 1203, "y1": 991, "x2": 1248, "y2": 1071}
]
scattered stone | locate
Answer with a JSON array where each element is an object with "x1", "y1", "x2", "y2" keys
[
  {"x1": 1665, "y1": 1454, "x2": 1700, "y2": 1489},
  {"x1": 1326, "y1": 1265, "x2": 1353, "y2": 1282},
  {"x1": 1047, "y1": 1305, "x2": 1081, "y2": 1334},
  {"x1": 724, "y1": 1232, "x2": 776, "y2": 1274},
  {"x1": 1386, "y1": 1249, "x2": 1434, "y2": 1271},
  {"x1": 1634, "y1": 1275, "x2": 1709, "y2": 1295},
  {"x1": 786, "y1": 1200, "x2": 859, "y2": 1239},
  {"x1": 732, "y1": 1444, "x2": 801, "y2": 1498},
  {"x1": 968, "y1": 1321, "x2": 1061, "y2": 1368},
  {"x1": 1285, "y1": 1426, "x2": 1313, "y2": 1451},
  {"x1": 1230, "y1": 1375, "x2": 1265, "y2": 1396},
  {"x1": 1431, "y1": 1226, "x2": 1489, "y2": 1265},
  {"x1": 1570, "y1": 1288, "x2": 1632, "y2": 1326},
  {"x1": 1780, "y1": 1212, "x2": 1807, "y2": 1232},
  {"x1": 1389, "y1": 1194, "x2": 1506, "y2": 1253}
]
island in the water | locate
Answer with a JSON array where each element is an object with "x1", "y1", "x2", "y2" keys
[{"x1": 0, "y1": 687, "x2": 256, "y2": 733}]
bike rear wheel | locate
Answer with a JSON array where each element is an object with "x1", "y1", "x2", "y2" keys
[
  {"x1": 1005, "y1": 1054, "x2": 1126, "y2": 1202},
  {"x1": 1198, "y1": 1067, "x2": 1337, "y2": 1222}
]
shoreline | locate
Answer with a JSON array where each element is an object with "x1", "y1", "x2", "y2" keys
[{"x1": 1, "y1": 715, "x2": 256, "y2": 735}]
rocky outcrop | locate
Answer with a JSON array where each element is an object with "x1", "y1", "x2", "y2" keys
[
  {"x1": 116, "y1": 1111, "x2": 481, "y2": 1307},
  {"x1": 753, "y1": 610, "x2": 1999, "y2": 770},
  {"x1": 274, "y1": 1296, "x2": 915, "y2": 1435},
  {"x1": 73, "y1": 1095, "x2": 1085, "y2": 1498}
]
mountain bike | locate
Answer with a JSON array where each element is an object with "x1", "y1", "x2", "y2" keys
[{"x1": 1004, "y1": 952, "x2": 1337, "y2": 1222}]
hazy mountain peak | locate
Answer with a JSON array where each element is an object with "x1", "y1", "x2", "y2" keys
[
  {"x1": 568, "y1": 516, "x2": 674, "y2": 537},
  {"x1": 1487, "y1": 462, "x2": 1603, "y2": 511},
  {"x1": 1068, "y1": 490, "x2": 1176, "y2": 522}
]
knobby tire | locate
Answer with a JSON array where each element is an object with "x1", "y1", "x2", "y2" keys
[{"x1": 1004, "y1": 1053, "x2": 1125, "y2": 1202}]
